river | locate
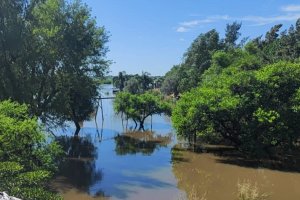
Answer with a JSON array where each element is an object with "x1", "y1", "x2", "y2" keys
[{"x1": 50, "y1": 84, "x2": 300, "y2": 200}]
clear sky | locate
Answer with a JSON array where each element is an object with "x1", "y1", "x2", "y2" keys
[{"x1": 82, "y1": 0, "x2": 300, "y2": 76}]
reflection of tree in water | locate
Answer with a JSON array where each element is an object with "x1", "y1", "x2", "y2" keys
[
  {"x1": 56, "y1": 136, "x2": 102, "y2": 191},
  {"x1": 114, "y1": 131, "x2": 172, "y2": 155},
  {"x1": 57, "y1": 136, "x2": 97, "y2": 159}
]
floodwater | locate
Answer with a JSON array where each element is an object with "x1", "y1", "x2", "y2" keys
[{"x1": 50, "y1": 84, "x2": 300, "y2": 200}]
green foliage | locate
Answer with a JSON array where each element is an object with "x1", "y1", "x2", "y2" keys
[
  {"x1": 124, "y1": 76, "x2": 142, "y2": 94},
  {"x1": 17, "y1": 170, "x2": 51, "y2": 185},
  {"x1": 172, "y1": 48, "x2": 300, "y2": 156},
  {"x1": 166, "y1": 19, "x2": 300, "y2": 157},
  {"x1": 0, "y1": 162, "x2": 23, "y2": 175},
  {"x1": 98, "y1": 76, "x2": 113, "y2": 84},
  {"x1": 162, "y1": 22, "x2": 244, "y2": 95},
  {"x1": 0, "y1": 0, "x2": 109, "y2": 131},
  {"x1": 161, "y1": 65, "x2": 180, "y2": 96},
  {"x1": 114, "y1": 91, "x2": 171, "y2": 130},
  {"x1": 113, "y1": 71, "x2": 155, "y2": 94},
  {"x1": 253, "y1": 108, "x2": 280, "y2": 123},
  {"x1": 0, "y1": 101, "x2": 63, "y2": 199},
  {"x1": 224, "y1": 21, "x2": 242, "y2": 48},
  {"x1": 0, "y1": 0, "x2": 108, "y2": 197}
]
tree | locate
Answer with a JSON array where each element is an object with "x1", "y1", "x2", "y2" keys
[
  {"x1": 118, "y1": 71, "x2": 125, "y2": 91},
  {"x1": 139, "y1": 71, "x2": 153, "y2": 91},
  {"x1": 113, "y1": 92, "x2": 131, "y2": 128},
  {"x1": 265, "y1": 24, "x2": 283, "y2": 44},
  {"x1": 183, "y1": 29, "x2": 221, "y2": 73},
  {"x1": 124, "y1": 76, "x2": 142, "y2": 94},
  {"x1": 114, "y1": 91, "x2": 171, "y2": 130},
  {"x1": 161, "y1": 65, "x2": 180, "y2": 96},
  {"x1": 0, "y1": 100, "x2": 62, "y2": 200},
  {"x1": 121, "y1": 72, "x2": 154, "y2": 94},
  {"x1": 113, "y1": 71, "x2": 127, "y2": 91},
  {"x1": 224, "y1": 22, "x2": 242, "y2": 48},
  {"x1": 53, "y1": 73, "x2": 99, "y2": 136},
  {"x1": 172, "y1": 47, "x2": 300, "y2": 156},
  {"x1": 0, "y1": 0, "x2": 27, "y2": 101},
  {"x1": 49, "y1": 0, "x2": 109, "y2": 135},
  {"x1": 25, "y1": 0, "x2": 67, "y2": 118},
  {"x1": 164, "y1": 29, "x2": 222, "y2": 94},
  {"x1": 0, "y1": 0, "x2": 109, "y2": 134}
]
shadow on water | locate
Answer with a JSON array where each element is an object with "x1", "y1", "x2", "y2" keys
[
  {"x1": 114, "y1": 131, "x2": 172, "y2": 156},
  {"x1": 215, "y1": 153, "x2": 300, "y2": 173},
  {"x1": 173, "y1": 142, "x2": 300, "y2": 173},
  {"x1": 51, "y1": 136, "x2": 106, "y2": 198}
]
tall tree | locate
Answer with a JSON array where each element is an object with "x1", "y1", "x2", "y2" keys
[
  {"x1": 161, "y1": 65, "x2": 180, "y2": 96},
  {"x1": 224, "y1": 21, "x2": 242, "y2": 48},
  {"x1": 0, "y1": 0, "x2": 27, "y2": 100},
  {"x1": 50, "y1": 0, "x2": 109, "y2": 135},
  {"x1": 180, "y1": 29, "x2": 221, "y2": 92},
  {"x1": 0, "y1": 0, "x2": 109, "y2": 133},
  {"x1": 265, "y1": 24, "x2": 283, "y2": 44}
]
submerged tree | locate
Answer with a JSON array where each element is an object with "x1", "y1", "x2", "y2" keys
[
  {"x1": 114, "y1": 91, "x2": 171, "y2": 130},
  {"x1": 0, "y1": 0, "x2": 109, "y2": 135},
  {"x1": 172, "y1": 47, "x2": 300, "y2": 156}
]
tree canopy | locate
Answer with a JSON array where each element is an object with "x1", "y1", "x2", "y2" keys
[
  {"x1": 114, "y1": 91, "x2": 171, "y2": 130},
  {"x1": 169, "y1": 19, "x2": 300, "y2": 156},
  {"x1": 0, "y1": 0, "x2": 109, "y2": 198},
  {"x1": 161, "y1": 22, "x2": 244, "y2": 96},
  {"x1": 0, "y1": 0, "x2": 109, "y2": 134},
  {"x1": 113, "y1": 71, "x2": 155, "y2": 94}
]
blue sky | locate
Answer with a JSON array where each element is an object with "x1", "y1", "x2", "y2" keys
[{"x1": 82, "y1": 0, "x2": 300, "y2": 76}]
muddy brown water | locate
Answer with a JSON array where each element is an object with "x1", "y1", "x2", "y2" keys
[
  {"x1": 50, "y1": 85, "x2": 300, "y2": 200},
  {"x1": 172, "y1": 146, "x2": 300, "y2": 200}
]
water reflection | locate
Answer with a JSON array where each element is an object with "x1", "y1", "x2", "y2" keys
[
  {"x1": 51, "y1": 85, "x2": 183, "y2": 200},
  {"x1": 51, "y1": 85, "x2": 300, "y2": 200},
  {"x1": 114, "y1": 131, "x2": 172, "y2": 156},
  {"x1": 53, "y1": 136, "x2": 104, "y2": 197},
  {"x1": 57, "y1": 136, "x2": 97, "y2": 159}
]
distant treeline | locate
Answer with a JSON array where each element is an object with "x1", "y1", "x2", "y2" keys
[{"x1": 112, "y1": 71, "x2": 163, "y2": 94}]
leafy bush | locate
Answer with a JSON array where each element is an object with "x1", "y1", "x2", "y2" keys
[
  {"x1": 0, "y1": 100, "x2": 62, "y2": 200},
  {"x1": 172, "y1": 50, "x2": 300, "y2": 156}
]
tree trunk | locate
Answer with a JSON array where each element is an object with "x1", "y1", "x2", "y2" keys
[
  {"x1": 121, "y1": 112, "x2": 124, "y2": 130},
  {"x1": 139, "y1": 120, "x2": 145, "y2": 131},
  {"x1": 74, "y1": 121, "x2": 81, "y2": 137},
  {"x1": 133, "y1": 119, "x2": 138, "y2": 130},
  {"x1": 150, "y1": 115, "x2": 153, "y2": 132},
  {"x1": 193, "y1": 132, "x2": 197, "y2": 152}
]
